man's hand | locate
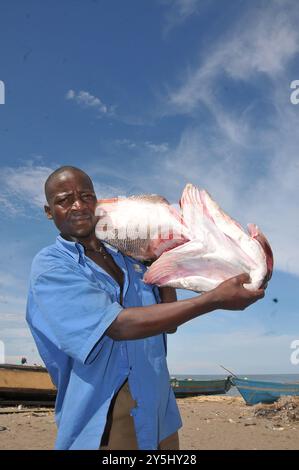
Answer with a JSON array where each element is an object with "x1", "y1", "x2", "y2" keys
[{"x1": 212, "y1": 273, "x2": 265, "y2": 311}]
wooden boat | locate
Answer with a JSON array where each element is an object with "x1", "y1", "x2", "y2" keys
[
  {"x1": 0, "y1": 364, "x2": 56, "y2": 405},
  {"x1": 170, "y1": 377, "x2": 231, "y2": 398},
  {"x1": 230, "y1": 376, "x2": 299, "y2": 405}
]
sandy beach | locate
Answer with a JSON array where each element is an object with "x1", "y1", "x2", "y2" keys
[{"x1": 0, "y1": 395, "x2": 298, "y2": 450}]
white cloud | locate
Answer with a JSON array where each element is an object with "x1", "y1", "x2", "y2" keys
[
  {"x1": 162, "y1": 0, "x2": 201, "y2": 33},
  {"x1": 172, "y1": 0, "x2": 200, "y2": 17},
  {"x1": 115, "y1": 138, "x2": 138, "y2": 149},
  {"x1": 0, "y1": 163, "x2": 54, "y2": 215},
  {"x1": 0, "y1": 161, "x2": 132, "y2": 215},
  {"x1": 66, "y1": 89, "x2": 112, "y2": 115},
  {"x1": 167, "y1": 2, "x2": 299, "y2": 116},
  {"x1": 92, "y1": 181, "x2": 129, "y2": 200},
  {"x1": 66, "y1": 89, "x2": 75, "y2": 100},
  {"x1": 145, "y1": 141, "x2": 169, "y2": 153},
  {"x1": 115, "y1": 139, "x2": 169, "y2": 153}
]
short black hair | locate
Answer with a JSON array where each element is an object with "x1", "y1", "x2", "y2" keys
[{"x1": 44, "y1": 166, "x2": 93, "y2": 203}]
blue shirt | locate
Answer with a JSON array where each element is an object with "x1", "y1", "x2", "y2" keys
[{"x1": 26, "y1": 235, "x2": 182, "y2": 450}]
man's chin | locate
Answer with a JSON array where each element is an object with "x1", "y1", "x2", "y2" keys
[{"x1": 69, "y1": 226, "x2": 95, "y2": 239}]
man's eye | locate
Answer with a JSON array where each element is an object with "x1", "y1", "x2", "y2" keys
[{"x1": 82, "y1": 194, "x2": 95, "y2": 200}]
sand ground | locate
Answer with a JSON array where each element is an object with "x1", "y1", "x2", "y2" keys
[{"x1": 0, "y1": 396, "x2": 298, "y2": 450}]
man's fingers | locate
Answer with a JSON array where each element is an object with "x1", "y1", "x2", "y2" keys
[{"x1": 252, "y1": 289, "x2": 265, "y2": 299}]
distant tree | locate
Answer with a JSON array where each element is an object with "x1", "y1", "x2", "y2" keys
[{"x1": 21, "y1": 357, "x2": 27, "y2": 365}]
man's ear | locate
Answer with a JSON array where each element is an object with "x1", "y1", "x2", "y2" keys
[{"x1": 44, "y1": 205, "x2": 53, "y2": 220}]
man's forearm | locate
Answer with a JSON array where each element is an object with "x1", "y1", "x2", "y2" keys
[{"x1": 107, "y1": 290, "x2": 217, "y2": 340}]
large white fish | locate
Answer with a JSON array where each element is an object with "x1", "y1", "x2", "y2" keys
[
  {"x1": 143, "y1": 184, "x2": 273, "y2": 292},
  {"x1": 95, "y1": 194, "x2": 190, "y2": 261}
]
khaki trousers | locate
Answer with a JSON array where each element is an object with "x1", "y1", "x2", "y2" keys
[{"x1": 99, "y1": 380, "x2": 179, "y2": 450}]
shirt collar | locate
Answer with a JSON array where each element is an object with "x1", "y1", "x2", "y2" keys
[
  {"x1": 102, "y1": 241, "x2": 118, "y2": 253},
  {"x1": 56, "y1": 234, "x2": 119, "y2": 264},
  {"x1": 56, "y1": 235, "x2": 85, "y2": 263}
]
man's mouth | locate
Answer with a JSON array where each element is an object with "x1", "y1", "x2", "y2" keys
[{"x1": 71, "y1": 214, "x2": 92, "y2": 223}]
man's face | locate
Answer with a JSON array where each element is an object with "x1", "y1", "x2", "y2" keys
[{"x1": 44, "y1": 170, "x2": 98, "y2": 239}]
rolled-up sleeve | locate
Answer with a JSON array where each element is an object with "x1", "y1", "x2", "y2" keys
[{"x1": 30, "y1": 265, "x2": 123, "y2": 365}]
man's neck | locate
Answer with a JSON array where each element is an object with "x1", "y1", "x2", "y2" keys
[{"x1": 60, "y1": 232, "x2": 100, "y2": 251}]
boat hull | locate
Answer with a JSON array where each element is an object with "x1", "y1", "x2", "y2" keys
[
  {"x1": 230, "y1": 377, "x2": 299, "y2": 405},
  {"x1": 170, "y1": 377, "x2": 231, "y2": 398},
  {"x1": 0, "y1": 364, "x2": 56, "y2": 403}
]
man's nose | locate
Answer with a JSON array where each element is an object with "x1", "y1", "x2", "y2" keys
[{"x1": 71, "y1": 197, "x2": 88, "y2": 210}]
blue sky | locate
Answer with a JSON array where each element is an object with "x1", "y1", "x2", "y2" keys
[{"x1": 0, "y1": 0, "x2": 299, "y2": 374}]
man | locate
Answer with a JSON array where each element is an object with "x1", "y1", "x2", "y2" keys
[{"x1": 26, "y1": 166, "x2": 266, "y2": 450}]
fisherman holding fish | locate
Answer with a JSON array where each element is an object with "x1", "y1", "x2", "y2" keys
[{"x1": 26, "y1": 166, "x2": 269, "y2": 450}]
